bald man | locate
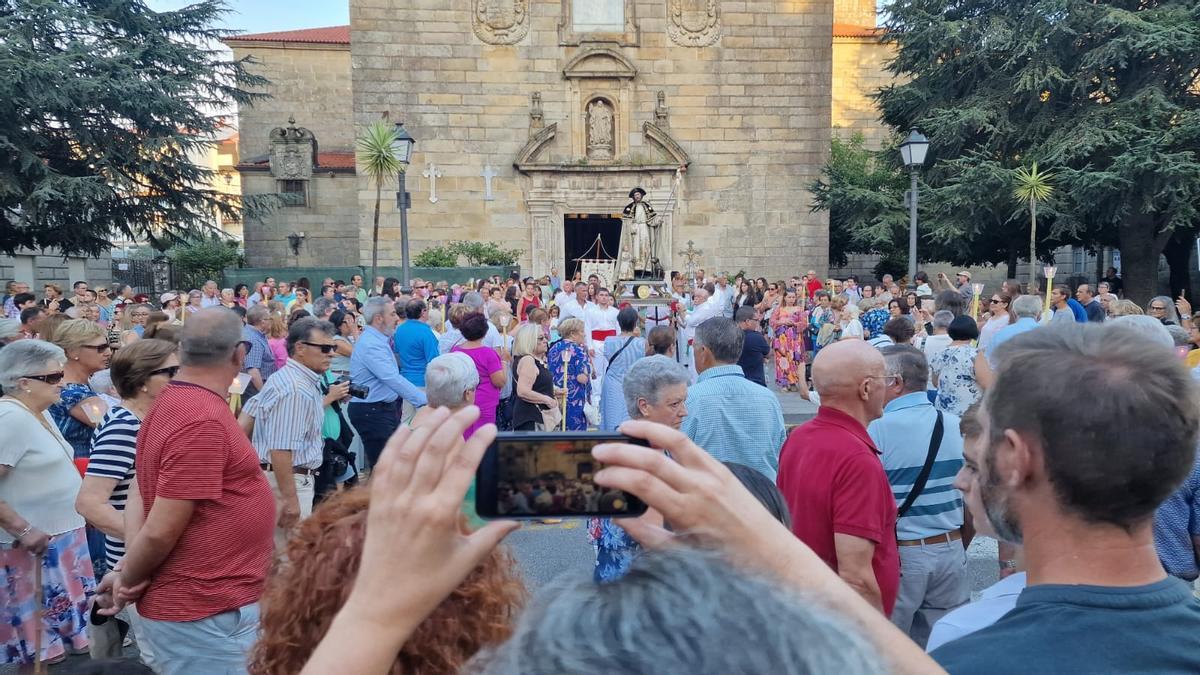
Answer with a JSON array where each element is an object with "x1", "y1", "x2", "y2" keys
[{"x1": 776, "y1": 340, "x2": 900, "y2": 615}]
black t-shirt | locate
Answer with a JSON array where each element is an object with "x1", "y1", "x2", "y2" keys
[
  {"x1": 931, "y1": 577, "x2": 1200, "y2": 674},
  {"x1": 737, "y1": 329, "x2": 771, "y2": 387}
]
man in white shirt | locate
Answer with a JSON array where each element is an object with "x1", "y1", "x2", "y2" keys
[
  {"x1": 713, "y1": 276, "x2": 734, "y2": 319},
  {"x1": 553, "y1": 280, "x2": 575, "y2": 309},
  {"x1": 200, "y1": 280, "x2": 222, "y2": 308},
  {"x1": 584, "y1": 288, "x2": 620, "y2": 403},
  {"x1": 682, "y1": 284, "x2": 722, "y2": 377},
  {"x1": 559, "y1": 284, "x2": 592, "y2": 323}
]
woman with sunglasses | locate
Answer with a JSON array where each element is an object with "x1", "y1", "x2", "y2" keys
[
  {"x1": 977, "y1": 292, "x2": 1016, "y2": 351},
  {"x1": 0, "y1": 340, "x2": 95, "y2": 668},
  {"x1": 47, "y1": 320, "x2": 112, "y2": 461},
  {"x1": 74, "y1": 338, "x2": 178, "y2": 659}
]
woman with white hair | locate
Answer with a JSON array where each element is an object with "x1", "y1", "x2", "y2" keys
[
  {"x1": 589, "y1": 355, "x2": 691, "y2": 583},
  {"x1": 839, "y1": 303, "x2": 865, "y2": 340},
  {"x1": 409, "y1": 352, "x2": 481, "y2": 436},
  {"x1": 0, "y1": 340, "x2": 94, "y2": 667}
]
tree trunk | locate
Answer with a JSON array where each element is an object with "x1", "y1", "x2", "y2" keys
[
  {"x1": 1117, "y1": 218, "x2": 1170, "y2": 305},
  {"x1": 1006, "y1": 244, "x2": 1019, "y2": 280},
  {"x1": 370, "y1": 180, "x2": 382, "y2": 285},
  {"x1": 1028, "y1": 198, "x2": 1037, "y2": 289},
  {"x1": 1163, "y1": 228, "x2": 1196, "y2": 300}
]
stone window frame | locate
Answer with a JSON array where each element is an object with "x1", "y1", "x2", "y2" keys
[
  {"x1": 277, "y1": 179, "x2": 309, "y2": 208},
  {"x1": 558, "y1": 0, "x2": 639, "y2": 47}
]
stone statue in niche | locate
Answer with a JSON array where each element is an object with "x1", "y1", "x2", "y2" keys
[
  {"x1": 655, "y1": 90, "x2": 670, "y2": 128},
  {"x1": 530, "y1": 92, "x2": 544, "y2": 129},
  {"x1": 586, "y1": 99, "x2": 615, "y2": 160},
  {"x1": 472, "y1": 0, "x2": 530, "y2": 45}
]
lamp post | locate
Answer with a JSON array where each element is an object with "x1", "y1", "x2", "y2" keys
[
  {"x1": 391, "y1": 122, "x2": 416, "y2": 286},
  {"x1": 899, "y1": 130, "x2": 930, "y2": 288}
]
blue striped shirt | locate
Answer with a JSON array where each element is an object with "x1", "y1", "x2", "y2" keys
[
  {"x1": 681, "y1": 364, "x2": 787, "y2": 480},
  {"x1": 86, "y1": 406, "x2": 140, "y2": 566},
  {"x1": 867, "y1": 392, "x2": 964, "y2": 540},
  {"x1": 243, "y1": 359, "x2": 325, "y2": 469}
]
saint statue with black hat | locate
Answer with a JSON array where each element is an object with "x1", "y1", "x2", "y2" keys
[{"x1": 622, "y1": 187, "x2": 659, "y2": 278}]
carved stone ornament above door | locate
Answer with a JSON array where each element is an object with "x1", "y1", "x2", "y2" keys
[
  {"x1": 667, "y1": 0, "x2": 721, "y2": 47},
  {"x1": 472, "y1": 0, "x2": 530, "y2": 45}
]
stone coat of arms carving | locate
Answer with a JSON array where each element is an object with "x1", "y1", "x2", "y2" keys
[
  {"x1": 666, "y1": 0, "x2": 720, "y2": 47},
  {"x1": 472, "y1": 0, "x2": 530, "y2": 45},
  {"x1": 269, "y1": 117, "x2": 315, "y2": 180}
]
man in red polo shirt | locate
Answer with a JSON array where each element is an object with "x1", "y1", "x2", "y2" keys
[
  {"x1": 107, "y1": 308, "x2": 275, "y2": 674},
  {"x1": 777, "y1": 339, "x2": 899, "y2": 614}
]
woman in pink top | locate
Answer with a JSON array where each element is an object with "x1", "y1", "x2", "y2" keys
[{"x1": 451, "y1": 313, "x2": 507, "y2": 438}]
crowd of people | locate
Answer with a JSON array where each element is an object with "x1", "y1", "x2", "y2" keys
[{"x1": 2, "y1": 263, "x2": 1200, "y2": 674}]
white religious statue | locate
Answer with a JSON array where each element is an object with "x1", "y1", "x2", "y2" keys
[
  {"x1": 587, "y1": 99, "x2": 614, "y2": 160},
  {"x1": 622, "y1": 187, "x2": 659, "y2": 278}
]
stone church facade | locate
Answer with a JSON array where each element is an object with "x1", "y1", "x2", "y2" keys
[{"x1": 228, "y1": 1, "x2": 890, "y2": 279}]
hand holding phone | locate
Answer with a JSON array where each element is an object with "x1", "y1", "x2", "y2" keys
[{"x1": 476, "y1": 432, "x2": 650, "y2": 519}]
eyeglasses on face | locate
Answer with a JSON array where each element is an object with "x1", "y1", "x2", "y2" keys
[
  {"x1": 1150, "y1": 305, "x2": 1167, "y2": 311},
  {"x1": 24, "y1": 372, "x2": 65, "y2": 385},
  {"x1": 81, "y1": 343, "x2": 112, "y2": 353},
  {"x1": 866, "y1": 374, "x2": 901, "y2": 386},
  {"x1": 990, "y1": 298, "x2": 1003, "y2": 304},
  {"x1": 149, "y1": 366, "x2": 180, "y2": 379},
  {"x1": 301, "y1": 341, "x2": 337, "y2": 354}
]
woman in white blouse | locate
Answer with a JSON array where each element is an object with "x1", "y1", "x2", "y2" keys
[{"x1": 0, "y1": 340, "x2": 95, "y2": 667}]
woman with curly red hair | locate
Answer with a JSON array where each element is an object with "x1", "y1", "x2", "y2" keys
[{"x1": 248, "y1": 485, "x2": 525, "y2": 675}]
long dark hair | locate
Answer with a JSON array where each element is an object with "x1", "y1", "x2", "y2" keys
[{"x1": 382, "y1": 278, "x2": 401, "y2": 299}]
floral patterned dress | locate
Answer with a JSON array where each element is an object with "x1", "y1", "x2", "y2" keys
[
  {"x1": 770, "y1": 306, "x2": 808, "y2": 389},
  {"x1": 548, "y1": 339, "x2": 592, "y2": 431},
  {"x1": 930, "y1": 343, "x2": 981, "y2": 416},
  {"x1": 1, "y1": 529, "x2": 94, "y2": 665},
  {"x1": 587, "y1": 518, "x2": 640, "y2": 583},
  {"x1": 861, "y1": 308, "x2": 890, "y2": 340}
]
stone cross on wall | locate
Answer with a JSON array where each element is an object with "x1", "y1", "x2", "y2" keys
[
  {"x1": 422, "y1": 163, "x2": 442, "y2": 203},
  {"x1": 481, "y1": 165, "x2": 498, "y2": 201}
]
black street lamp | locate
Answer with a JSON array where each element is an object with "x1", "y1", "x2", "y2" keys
[
  {"x1": 899, "y1": 130, "x2": 930, "y2": 286},
  {"x1": 392, "y1": 122, "x2": 416, "y2": 286}
]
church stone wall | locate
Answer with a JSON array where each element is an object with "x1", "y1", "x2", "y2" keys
[
  {"x1": 350, "y1": 0, "x2": 834, "y2": 280},
  {"x1": 240, "y1": 171, "x2": 360, "y2": 269},
  {"x1": 832, "y1": 36, "x2": 896, "y2": 150},
  {"x1": 230, "y1": 44, "x2": 355, "y2": 161}
]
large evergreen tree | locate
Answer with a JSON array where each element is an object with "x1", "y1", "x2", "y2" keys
[
  {"x1": 0, "y1": 0, "x2": 266, "y2": 255},
  {"x1": 876, "y1": 0, "x2": 1200, "y2": 302}
]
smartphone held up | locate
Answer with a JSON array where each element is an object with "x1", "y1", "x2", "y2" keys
[{"x1": 475, "y1": 432, "x2": 649, "y2": 520}]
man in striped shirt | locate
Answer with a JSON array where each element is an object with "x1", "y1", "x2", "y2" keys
[
  {"x1": 243, "y1": 316, "x2": 347, "y2": 542},
  {"x1": 867, "y1": 344, "x2": 968, "y2": 648}
]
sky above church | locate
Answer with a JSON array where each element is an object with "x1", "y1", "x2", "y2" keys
[{"x1": 146, "y1": 0, "x2": 350, "y2": 34}]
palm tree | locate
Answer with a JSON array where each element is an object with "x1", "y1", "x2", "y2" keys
[
  {"x1": 356, "y1": 120, "x2": 402, "y2": 285},
  {"x1": 1013, "y1": 162, "x2": 1055, "y2": 288}
]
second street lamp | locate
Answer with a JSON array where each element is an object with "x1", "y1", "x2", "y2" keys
[
  {"x1": 392, "y1": 122, "x2": 416, "y2": 287},
  {"x1": 899, "y1": 130, "x2": 929, "y2": 287}
]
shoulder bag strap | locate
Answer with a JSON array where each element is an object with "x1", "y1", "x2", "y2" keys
[
  {"x1": 897, "y1": 410, "x2": 944, "y2": 519},
  {"x1": 604, "y1": 336, "x2": 637, "y2": 375}
]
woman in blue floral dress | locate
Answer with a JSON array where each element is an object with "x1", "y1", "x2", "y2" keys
[
  {"x1": 547, "y1": 318, "x2": 592, "y2": 431},
  {"x1": 929, "y1": 316, "x2": 982, "y2": 416},
  {"x1": 586, "y1": 354, "x2": 691, "y2": 582}
]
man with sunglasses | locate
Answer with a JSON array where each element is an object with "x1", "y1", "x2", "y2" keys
[
  {"x1": 778, "y1": 339, "x2": 899, "y2": 616},
  {"x1": 243, "y1": 317, "x2": 348, "y2": 544}
]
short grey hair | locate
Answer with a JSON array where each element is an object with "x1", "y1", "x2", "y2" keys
[
  {"x1": 0, "y1": 318, "x2": 19, "y2": 340},
  {"x1": 462, "y1": 291, "x2": 485, "y2": 311},
  {"x1": 179, "y1": 308, "x2": 244, "y2": 366},
  {"x1": 1111, "y1": 315, "x2": 1174, "y2": 350},
  {"x1": 89, "y1": 369, "x2": 117, "y2": 396},
  {"x1": 286, "y1": 317, "x2": 335, "y2": 356},
  {"x1": 693, "y1": 318, "x2": 744, "y2": 363},
  {"x1": 1011, "y1": 294, "x2": 1043, "y2": 319},
  {"x1": 363, "y1": 296, "x2": 392, "y2": 326},
  {"x1": 473, "y1": 548, "x2": 884, "y2": 674},
  {"x1": 880, "y1": 344, "x2": 928, "y2": 392},
  {"x1": 932, "y1": 310, "x2": 955, "y2": 330},
  {"x1": 425, "y1": 352, "x2": 479, "y2": 408},
  {"x1": 312, "y1": 297, "x2": 336, "y2": 318},
  {"x1": 1165, "y1": 324, "x2": 1191, "y2": 347},
  {"x1": 0, "y1": 340, "x2": 66, "y2": 391},
  {"x1": 623, "y1": 355, "x2": 690, "y2": 418},
  {"x1": 246, "y1": 304, "x2": 270, "y2": 325}
]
